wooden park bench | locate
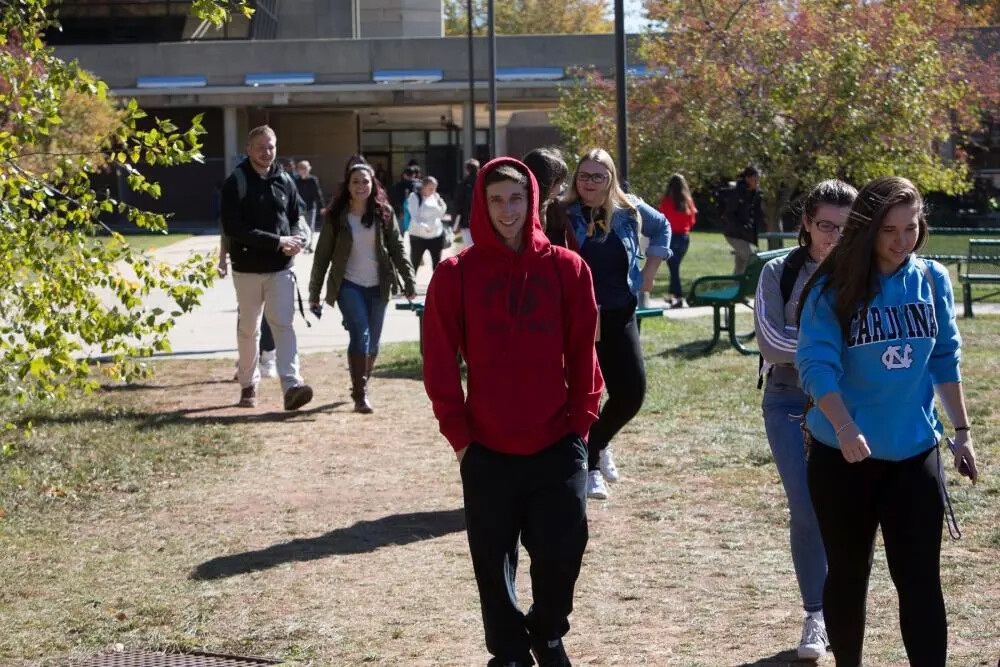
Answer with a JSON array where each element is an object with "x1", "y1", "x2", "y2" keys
[
  {"x1": 686, "y1": 247, "x2": 794, "y2": 355},
  {"x1": 959, "y1": 239, "x2": 1000, "y2": 317},
  {"x1": 396, "y1": 301, "x2": 665, "y2": 355}
]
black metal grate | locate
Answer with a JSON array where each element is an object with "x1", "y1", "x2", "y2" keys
[{"x1": 66, "y1": 650, "x2": 283, "y2": 666}]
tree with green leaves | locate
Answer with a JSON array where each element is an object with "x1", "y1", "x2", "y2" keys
[
  {"x1": 0, "y1": 0, "x2": 251, "y2": 422},
  {"x1": 554, "y1": 0, "x2": 1000, "y2": 229},
  {"x1": 443, "y1": 0, "x2": 612, "y2": 36}
]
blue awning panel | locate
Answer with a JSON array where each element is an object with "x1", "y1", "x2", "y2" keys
[
  {"x1": 245, "y1": 72, "x2": 316, "y2": 86},
  {"x1": 496, "y1": 67, "x2": 564, "y2": 81},
  {"x1": 373, "y1": 69, "x2": 444, "y2": 83},
  {"x1": 136, "y1": 75, "x2": 207, "y2": 88}
]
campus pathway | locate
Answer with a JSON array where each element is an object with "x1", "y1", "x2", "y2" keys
[{"x1": 146, "y1": 234, "x2": 717, "y2": 359}]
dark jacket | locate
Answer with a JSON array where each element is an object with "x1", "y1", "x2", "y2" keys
[
  {"x1": 422, "y1": 157, "x2": 603, "y2": 455},
  {"x1": 295, "y1": 174, "x2": 325, "y2": 211},
  {"x1": 723, "y1": 179, "x2": 763, "y2": 245},
  {"x1": 220, "y1": 159, "x2": 306, "y2": 273},
  {"x1": 308, "y1": 208, "x2": 416, "y2": 307},
  {"x1": 390, "y1": 177, "x2": 421, "y2": 219},
  {"x1": 453, "y1": 171, "x2": 477, "y2": 229}
]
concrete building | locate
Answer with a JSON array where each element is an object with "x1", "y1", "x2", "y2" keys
[{"x1": 50, "y1": 0, "x2": 638, "y2": 224}]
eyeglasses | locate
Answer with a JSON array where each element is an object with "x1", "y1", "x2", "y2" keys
[
  {"x1": 813, "y1": 220, "x2": 844, "y2": 235},
  {"x1": 576, "y1": 171, "x2": 609, "y2": 185}
]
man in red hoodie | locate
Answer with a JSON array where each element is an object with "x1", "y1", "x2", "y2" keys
[{"x1": 423, "y1": 158, "x2": 603, "y2": 666}]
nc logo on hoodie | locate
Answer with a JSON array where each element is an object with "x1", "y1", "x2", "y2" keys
[{"x1": 881, "y1": 343, "x2": 914, "y2": 370}]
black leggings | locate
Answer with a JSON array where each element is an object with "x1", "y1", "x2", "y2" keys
[
  {"x1": 807, "y1": 439, "x2": 946, "y2": 667},
  {"x1": 588, "y1": 303, "x2": 646, "y2": 470},
  {"x1": 410, "y1": 235, "x2": 442, "y2": 271}
]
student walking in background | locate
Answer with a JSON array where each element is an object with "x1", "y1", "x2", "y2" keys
[
  {"x1": 754, "y1": 179, "x2": 857, "y2": 660},
  {"x1": 453, "y1": 158, "x2": 479, "y2": 246},
  {"x1": 522, "y1": 147, "x2": 570, "y2": 248},
  {"x1": 723, "y1": 166, "x2": 763, "y2": 275},
  {"x1": 309, "y1": 162, "x2": 416, "y2": 413},
  {"x1": 796, "y1": 176, "x2": 978, "y2": 666},
  {"x1": 294, "y1": 160, "x2": 325, "y2": 253},
  {"x1": 563, "y1": 148, "x2": 671, "y2": 500},
  {"x1": 407, "y1": 175, "x2": 449, "y2": 272},
  {"x1": 423, "y1": 157, "x2": 602, "y2": 667},
  {"x1": 658, "y1": 173, "x2": 697, "y2": 308},
  {"x1": 220, "y1": 125, "x2": 313, "y2": 411}
]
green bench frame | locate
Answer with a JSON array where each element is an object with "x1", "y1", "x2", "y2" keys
[
  {"x1": 686, "y1": 247, "x2": 794, "y2": 355},
  {"x1": 958, "y1": 239, "x2": 1000, "y2": 318},
  {"x1": 396, "y1": 301, "x2": 665, "y2": 355}
]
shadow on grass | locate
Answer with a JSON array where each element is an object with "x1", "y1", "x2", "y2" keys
[
  {"x1": 14, "y1": 400, "x2": 348, "y2": 430},
  {"x1": 99, "y1": 379, "x2": 233, "y2": 393},
  {"x1": 655, "y1": 339, "x2": 725, "y2": 360},
  {"x1": 371, "y1": 357, "x2": 424, "y2": 380},
  {"x1": 190, "y1": 508, "x2": 466, "y2": 580},
  {"x1": 736, "y1": 649, "x2": 815, "y2": 665}
]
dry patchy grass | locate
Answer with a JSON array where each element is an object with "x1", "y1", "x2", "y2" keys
[{"x1": 1, "y1": 318, "x2": 998, "y2": 666}]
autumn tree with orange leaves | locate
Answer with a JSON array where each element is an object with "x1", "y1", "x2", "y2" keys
[{"x1": 554, "y1": 0, "x2": 1000, "y2": 229}]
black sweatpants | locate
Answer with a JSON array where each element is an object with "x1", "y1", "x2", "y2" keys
[
  {"x1": 410, "y1": 234, "x2": 442, "y2": 271},
  {"x1": 588, "y1": 302, "x2": 646, "y2": 470},
  {"x1": 807, "y1": 438, "x2": 946, "y2": 667},
  {"x1": 461, "y1": 434, "x2": 589, "y2": 666}
]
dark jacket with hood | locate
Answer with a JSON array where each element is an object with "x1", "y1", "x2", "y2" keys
[
  {"x1": 422, "y1": 157, "x2": 604, "y2": 455},
  {"x1": 220, "y1": 159, "x2": 306, "y2": 273}
]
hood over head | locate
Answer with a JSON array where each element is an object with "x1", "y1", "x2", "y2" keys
[{"x1": 469, "y1": 156, "x2": 550, "y2": 258}]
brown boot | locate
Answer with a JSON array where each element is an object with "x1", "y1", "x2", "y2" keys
[
  {"x1": 365, "y1": 354, "x2": 377, "y2": 382},
  {"x1": 348, "y1": 354, "x2": 373, "y2": 414}
]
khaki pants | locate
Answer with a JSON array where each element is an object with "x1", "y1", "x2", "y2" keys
[
  {"x1": 725, "y1": 236, "x2": 756, "y2": 275},
  {"x1": 232, "y1": 269, "x2": 303, "y2": 392}
]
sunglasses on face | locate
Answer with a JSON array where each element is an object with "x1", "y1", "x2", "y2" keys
[
  {"x1": 812, "y1": 220, "x2": 844, "y2": 235},
  {"x1": 576, "y1": 171, "x2": 609, "y2": 185}
]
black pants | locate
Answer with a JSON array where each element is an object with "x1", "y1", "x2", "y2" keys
[
  {"x1": 461, "y1": 434, "x2": 589, "y2": 666},
  {"x1": 588, "y1": 303, "x2": 646, "y2": 470},
  {"x1": 807, "y1": 439, "x2": 946, "y2": 666},
  {"x1": 410, "y1": 234, "x2": 442, "y2": 271}
]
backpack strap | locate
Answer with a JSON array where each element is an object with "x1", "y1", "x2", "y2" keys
[
  {"x1": 758, "y1": 246, "x2": 810, "y2": 389},
  {"x1": 233, "y1": 167, "x2": 247, "y2": 202}
]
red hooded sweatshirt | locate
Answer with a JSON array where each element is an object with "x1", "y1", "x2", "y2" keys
[{"x1": 422, "y1": 157, "x2": 604, "y2": 455}]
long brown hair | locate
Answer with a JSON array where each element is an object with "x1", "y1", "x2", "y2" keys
[
  {"x1": 328, "y1": 162, "x2": 393, "y2": 229},
  {"x1": 666, "y1": 173, "x2": 693, "y2": 213},
  {"x1": 797, "y1": 176, "x2": 928, "y2": 338}
]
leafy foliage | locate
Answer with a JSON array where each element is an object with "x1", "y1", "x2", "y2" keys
[
  {"x1": 443, "y1": 0, "x2": 612, "y2": 35},
  {"x1": 554, "y1": 0, "x2": 1000, "y2": 228},
  {"x1": 0, "y1": 0, "x2": 250, "y2": 424}
]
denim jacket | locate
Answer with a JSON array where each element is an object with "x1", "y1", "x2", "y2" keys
[{"x1": 566, "y1": 195, "x2": 672, "y2": 295}]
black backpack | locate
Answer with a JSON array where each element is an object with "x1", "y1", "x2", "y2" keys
[{"x1": 757, "y1": 245, "x2": 809, "y2": 389}]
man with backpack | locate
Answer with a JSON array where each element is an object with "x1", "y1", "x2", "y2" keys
[
  {"x1": 220, "y1": 125, "x2": 313, "y2": 411},
  {"x1": 422, "y1": 157, "x2": 603, "y2": 666},
  {"x1": 390, "y1": 165, "x2": 422, "y2": 236}
]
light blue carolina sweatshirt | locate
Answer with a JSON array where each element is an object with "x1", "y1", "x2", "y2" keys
[{"x1": 796, "y1": 257, "x2": 961, "y2": 461}]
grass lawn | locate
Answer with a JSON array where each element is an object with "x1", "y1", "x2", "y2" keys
[
  {"x1": 97, "y1": 233, "x2": 193, "y2": 253},
  {"x1": 1, "y1": 312, "x2": 997, "y2": 665}
]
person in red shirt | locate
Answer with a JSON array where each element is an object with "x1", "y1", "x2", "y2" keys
[
  {"x1": 422, "y1": 157, "x2": 603, "y2": 667},
  {"x1": 658, "y1": 173, "x2": 698, "y2": 308}
]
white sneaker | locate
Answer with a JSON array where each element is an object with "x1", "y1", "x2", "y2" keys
[
  {"x1": 587, "y1": 470, "x2": 609, "y2": 500},
  {"x1": 599, "y1": 448, "x2": 620, "y2": 483},
  {"x1": 798, "y1": 611, "x2": 828, "y2": 659},
  {"x1": 258, "y1": 350, "x2": 278, "y2": 378}
]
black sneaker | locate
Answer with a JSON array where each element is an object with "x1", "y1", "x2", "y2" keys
[
  {"x1": 530, "y1": 638, "x2": 571, "y2": 667},
  {"x1": 283, "y1": 384, "x2": 313, "y2": 411}
]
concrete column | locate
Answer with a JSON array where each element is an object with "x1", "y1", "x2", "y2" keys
[
  {"x1": 462, "y1": 100, "x2": 475, "y2": 163},
  {"x1": 223, "y1": 106, "x2": 239, "y2": 174},
  {"x1": 496, "y1": 123, "x2": 507, "y2": 158}
]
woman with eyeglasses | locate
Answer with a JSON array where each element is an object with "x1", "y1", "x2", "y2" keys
[
  {"x1": 754, "y1": 179, "x2": 856, "y2": 660},
  {"x1": 562, "y1": 148, "x2": 670, "y2": 500}
]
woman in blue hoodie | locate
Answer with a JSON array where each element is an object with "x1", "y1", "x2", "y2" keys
[
  {"x1": 796, "y1": 176, "x2": 978, "y2": 666},
  {"x1": 562, "y1": 148, "x2": 670, "y2": 500}
]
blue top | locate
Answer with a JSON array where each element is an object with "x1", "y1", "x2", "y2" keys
[
  {"x1": 796, "y1": 257, "x2": 962, "y2": 461},
  {"x1": 566, "y1": 195, "x2": 671, "y2": 295},
  {"x1": 578, "y1": 214, "x2": 632, "y2": 309}
]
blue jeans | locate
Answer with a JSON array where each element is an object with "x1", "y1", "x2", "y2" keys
[
  {"x1": 667, "y1": 233, "x2": 690, "y2": 298},
  {"x1": 762, "y1": 383, "x2": 827, "y2": 612},
  {"x1": 338, "y1": 280, "x2": 388, "y2": 356}
]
